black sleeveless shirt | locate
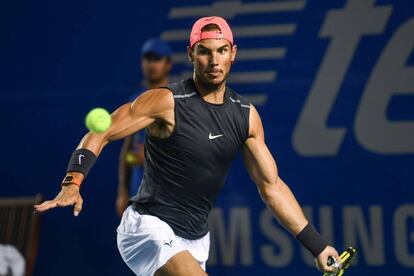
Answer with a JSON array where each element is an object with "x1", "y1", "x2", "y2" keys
[{"x1": 131, "y1": 78, "x2": 250, "y2": 239}]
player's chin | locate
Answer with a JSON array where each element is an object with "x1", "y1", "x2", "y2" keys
[{"x1": 204, "y1": 74, "x2": 225, "y2": 85}]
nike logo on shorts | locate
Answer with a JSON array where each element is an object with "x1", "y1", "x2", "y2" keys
[
  {"x1": 209, "y1": 133, "x2": 224, "y2": 140},
  {"x1": 163, "y1": 239, "x2": 173, "y2": 247}
]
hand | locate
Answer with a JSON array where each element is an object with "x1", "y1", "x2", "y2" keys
[
  {"x1": 116, "y1": 191, "x2": 129, "y2": 217},
  {"x1": 34, "y1": 184, "x2": 83, "y2": 216},
  {"x1": 315, "y1": 245, "x2": 340, "y2": 273}
]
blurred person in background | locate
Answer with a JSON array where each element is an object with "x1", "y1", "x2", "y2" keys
[{"x1": 116, "y1": 38, "x2": 172, "y2": 217}]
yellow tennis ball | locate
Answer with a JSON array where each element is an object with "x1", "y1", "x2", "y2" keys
[
  {"x1": 85, "y1": 108, "x2": 112, "y2": 133},
  {"x1": 125, "y1": 152, "x2": 136, "y2": 164}
]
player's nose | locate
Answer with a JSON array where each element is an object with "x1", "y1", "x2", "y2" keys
[{"x1": 209, "y1": 52, "x2": 219, "y2": 66}]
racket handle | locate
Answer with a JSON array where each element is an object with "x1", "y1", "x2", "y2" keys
[
  {"x1": 327, "y1": 256, "x2": 336, "y2": 266},
  {"x1": 324, "y1": 256, "x2": 340, "y2": 276}
]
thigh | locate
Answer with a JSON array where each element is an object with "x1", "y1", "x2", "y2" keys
[
  {"x1": 154, "y1": 250, "x2": 208, "y2": 276},
  {"x1": 178, "y1": 232, "x2": 210, "y2": 270},
  {"x1": 117, "y1": 206, "x2": 181, "y2": 276}
]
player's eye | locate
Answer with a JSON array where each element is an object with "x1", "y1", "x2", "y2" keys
[
  {"x1": 218, "y1": 48, "x2": 228, "y2": 54},
  {"x1": 198, "y1": 49, "x2": 208, "y2": 55}
]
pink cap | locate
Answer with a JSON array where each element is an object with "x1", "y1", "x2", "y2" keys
[{"x1": 190, "y1": 16, "x2": 234, "y2": 48}]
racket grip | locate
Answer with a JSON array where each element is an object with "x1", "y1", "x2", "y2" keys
[{"x1": 327, "y1": 256, "x2": 336, "y2": 266}]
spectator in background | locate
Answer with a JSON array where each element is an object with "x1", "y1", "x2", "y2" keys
[{"x1": 116, "y1": 38, "x2": 172, "y2": 217}]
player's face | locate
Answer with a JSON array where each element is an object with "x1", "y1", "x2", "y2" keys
[
  {"x1": 141, "y1": 54, "x2": 172, "y2": 84},
  {"x1": 189, "y1": 39, "x2": 237, "y2": 86}
]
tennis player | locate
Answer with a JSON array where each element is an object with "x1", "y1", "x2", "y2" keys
[{"x1": 35, "y1": 16, "x2": 339, "y2": 276}]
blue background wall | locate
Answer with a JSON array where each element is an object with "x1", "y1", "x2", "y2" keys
[{"x1": 1, "y1": 0, "x2": 413, "y2": 275}]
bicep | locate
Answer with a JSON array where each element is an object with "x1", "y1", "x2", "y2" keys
[
  {"x1": 242, "y1": 104, "x2": 279, "y2": 188},
  {"x1": 105, "y1": 103, "x2": 153, "y2": 142},
  {"x1": 243, "y1": 136, "x2": 278, "y2": 188},
  {"x1": 108, "y1": 89, "x2": 175, "y2": 141}
]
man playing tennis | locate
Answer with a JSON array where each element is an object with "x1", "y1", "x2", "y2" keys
[{"x1": 35, "y1": 16, "x2": 340, "y2": 276}]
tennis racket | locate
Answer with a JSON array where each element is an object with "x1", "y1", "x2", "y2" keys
[{"x1": 323, "y1": 247, "x2": 357, "y2": 276}]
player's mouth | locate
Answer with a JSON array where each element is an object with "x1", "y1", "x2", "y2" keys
[{"x1": 206, "y1": 70, "x2": 222, "y2": 77}]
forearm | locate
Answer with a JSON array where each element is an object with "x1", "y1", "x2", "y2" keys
[
  {"x1": 64, "y1": 104, "x2": 142, "y2": 184},
  {"x1": 259, "y1": 177, "x2": 308, "y2": 236},
  {"x1": 76, "y1": 131, "x2": 108, "y2": 156}
]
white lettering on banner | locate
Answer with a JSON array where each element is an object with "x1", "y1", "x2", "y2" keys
[
  {"x1": 208, "y1": 207, "x2": 253, "y2": 266},
  {"x1": 208, "y1": 205, "x2": 413, "y2": 267},
  {"x1": 394, "y1": 204, "x2": 414, "y2": 267},
  {"x1": 260, "y1": 209, "x2": 293, "y2": 267},
  {"x1": 293, "y1": 0, "x2": 392, "y2": 156},
  {"x1": 355, "y1": 19, "x2": 414, "y2": 154},
  {"x1": 343, "y1": 206, "x2": 384, "y2": 265}
]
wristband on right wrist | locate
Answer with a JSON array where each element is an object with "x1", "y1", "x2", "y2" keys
[
  {"x1": 295, "y1": 222, "x2": 328, "y2": 257},
  {"x1": 61, "y1": 173, "x2": 83, "y2": 188},
  {"x1": 66, "y1": 148, "x2": 97, "y2": 178}
]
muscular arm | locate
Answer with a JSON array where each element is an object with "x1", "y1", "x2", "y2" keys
[
  {"x1": 77, "y1": 88, "x2": 174, "y2": 156},
  {"x1": 34, "y1": 88, "x2": 174, "y2": 214},
  {"x1": 242, "y1": 105, "x2": 308, "y2": 235},
  {"x1": 242, "y1": 105, "x2": 339, "y2": 272}
]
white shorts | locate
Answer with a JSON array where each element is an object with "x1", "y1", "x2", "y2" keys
[{"x1": 117, "y1": 206, "x2": 210, "y2": 276}]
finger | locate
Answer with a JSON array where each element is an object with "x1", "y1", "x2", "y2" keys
[
  {"x1": 324, "y1": 256, "x2": 340, "y2": 272},
  {"x1": 322, "y1": 263, "x2": 336, "y2": 273},
  {"x1": 34, "y1": 200, "x2": 60, "y2": 212},
  {"x1": 330, "y1": 252, "x2": 341, "y2": 265},
  {"x1": 34, "y1": 200, "x2": 55, "y2": 211},
  {"x1": 56, "y1": 199, "x2": 74, "y2": 207},
  {"x1": 73, "y1": 198, "x2": 83, "y2": 217},
  {"x1": 33, "y1": 201, "x2": 49, "y2": 214},
  {"x1": 34, "y1": 200, "x2": 53, "y2": 208}
]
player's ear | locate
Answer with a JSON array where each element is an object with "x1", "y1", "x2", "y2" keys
[
  {"x1": 187, "y1": 46, "x2": 194, "y2": 63},
  {"x1": 231, "y1": 44, "x2": 237, "y2": 64}
]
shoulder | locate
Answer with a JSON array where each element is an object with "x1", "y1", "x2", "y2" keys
[
  {"x1": 247, "y1": 104, "x2": 264, "y2": 139},
  {"x1": 161, "y1": 78, "x2": 197, "y2": 99},
  {"x1": 227, "y1": 88, "x2": 251, "y2": 109},
  {"x1": 130, "y1": 88, "x2": 174, "y2": 118}
]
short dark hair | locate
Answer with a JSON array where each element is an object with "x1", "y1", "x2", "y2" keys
[{"x1": 201, "y1": 23, "x2": 221, "y2": 33}]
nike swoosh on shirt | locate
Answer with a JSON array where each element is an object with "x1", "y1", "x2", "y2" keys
[{"x1": 209, "y1": 133, "x2": 224, "y2": 140}]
